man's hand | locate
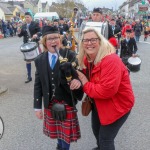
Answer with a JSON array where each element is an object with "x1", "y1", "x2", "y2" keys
[{"x1": 35, "y1": 110, "x2": 43, "y2": 120}]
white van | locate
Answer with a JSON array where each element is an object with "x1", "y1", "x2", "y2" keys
[{"x1": 34, "y1": 12, "x2": 59, "y2": 21}]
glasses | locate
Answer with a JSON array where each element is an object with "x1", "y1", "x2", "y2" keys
[
  {"x1": 46, "y1": 37, "x2": 59, "y2": 42},
  {"x1": 82, "y1": 38, "x2": 100, "y2": 44}
]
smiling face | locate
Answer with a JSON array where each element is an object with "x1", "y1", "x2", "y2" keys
[
  {"x1": 82, "y1": 31, "x2": 100, "y2": 60},
  {"x1": 45, "y1": 33, "x2": 61, "y2": 53}
]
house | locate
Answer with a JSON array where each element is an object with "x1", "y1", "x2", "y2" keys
[
  {"x1": 0, "y1": 2, "x2": 14, "y2": 20},
  {"x1": 42, "y1": 1, "x2": 49, "y2": 12}
]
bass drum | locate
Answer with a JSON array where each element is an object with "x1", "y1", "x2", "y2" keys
[
  {"x1": 127, "y1": 57, "x2": 141, "y2": 72},
  {"x1": 20, "y1": 42, "x2": 39, "y2": 61}
]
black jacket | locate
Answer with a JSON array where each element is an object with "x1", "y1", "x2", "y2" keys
[
  {"x1": 120, "y1": 38, "x2": 138, "y2": 58},
  {"x1": 18, "y1": 21, "x2": 41, "y2": 43},
  {"x1": 34, "y1": 48, "x2": 83, "y2": 109}
]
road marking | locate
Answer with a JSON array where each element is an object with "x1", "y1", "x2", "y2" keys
[{"x1": 139, "y1": 41, "x2": 150, "y2": 44}]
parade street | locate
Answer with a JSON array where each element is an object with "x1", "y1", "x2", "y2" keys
[{"x1": 0, "y1": 36, "x2": 150, "y2": 150}]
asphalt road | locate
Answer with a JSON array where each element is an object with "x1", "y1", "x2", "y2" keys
[{"x1": 0, "y1": 35, "x2": 150, "y2": 150}]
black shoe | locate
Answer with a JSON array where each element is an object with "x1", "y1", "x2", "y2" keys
[
  {"x1": 25, "y1": 78, "x2": 32, "y2": 83},
  {"x1": 92, "y1": 147, "x2": 100, "y2": 150},
  {"x1": 56, "y1": 144, "x2": 62, "y2": 150}
]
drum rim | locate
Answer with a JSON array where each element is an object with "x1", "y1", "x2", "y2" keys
[{"x1": 20, "y1": 42, "x2": 38, "y2": 52}]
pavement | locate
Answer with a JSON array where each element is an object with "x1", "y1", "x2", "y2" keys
[{"x1": 0, "y1": 86, "x2": 8, "y2": 95}]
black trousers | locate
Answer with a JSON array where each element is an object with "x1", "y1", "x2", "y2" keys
[{"x1": 91, "y1": 104, "x2": 130, "y2": 150}]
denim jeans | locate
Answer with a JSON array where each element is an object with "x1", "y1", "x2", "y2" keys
[
  {"x1": 91, "y1": 104, "x2": 130, "y2": 150},
  {"x1": 135, "y1": 36, "x2": 140, "y2": 42}
]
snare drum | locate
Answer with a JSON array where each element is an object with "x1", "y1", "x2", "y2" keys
[
  {"x1": 20, "y1": 42, "x2": 39, "y2": 61},
  {"x1": 127, "y1": 57, "x2": 141, "y2": 72}
]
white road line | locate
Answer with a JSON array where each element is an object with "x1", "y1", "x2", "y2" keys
[{"x1": 139, "y1": 41, "x2": 150, "y2": 44}]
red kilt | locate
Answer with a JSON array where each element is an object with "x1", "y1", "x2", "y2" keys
[{"x1": 43, "y1": 100, "x2": 81, "y2": 144}]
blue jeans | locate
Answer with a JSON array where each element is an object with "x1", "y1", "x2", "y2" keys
[
  {"x1": 58, "y1": 139, "x2": 70, "y2": 150},
  {"x1": 91, "y1": 104, "x2": 130, "y2": 150}
]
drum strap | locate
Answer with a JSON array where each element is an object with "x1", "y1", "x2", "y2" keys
[
  {"x1": 101, "y1": 21, "x2": 108, "y2": 39},
  {"x1": 26, "y1": 24, "x2": 31, "y2": 38}
]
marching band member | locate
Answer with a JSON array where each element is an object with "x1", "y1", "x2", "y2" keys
[
  {"x1": 33, "y1": 26, "x2": 83, "y2": 150},
  {"x1": 91, "y1": 8, "x2": 118, "y2": 48},
  {"x1": 120, "y1": 29, "x2": 138, "y2": 67},
  {"x1": 109, "y1": 18, "x2": 121, "y2": 54},
  {"x1": 18, "y1": 12, "x2": 41, "y2": 83}
]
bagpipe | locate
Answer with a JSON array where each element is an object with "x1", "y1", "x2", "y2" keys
[
  {"x1": 62, "y1": 9, "x2": 79, "y2": 52},
  {"x1": 51, "y1": 46, "x2": 79, "y2": 121}
]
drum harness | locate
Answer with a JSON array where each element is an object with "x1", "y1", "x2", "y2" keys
[{"x1": 26, "y1": 24, "x2": 32, "y2": 42}]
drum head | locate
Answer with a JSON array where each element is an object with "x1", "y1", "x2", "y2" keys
[
  {"x1": 20, "y1": 42, "x2": 37, "y2": 52},
  {"x1": 128, "y1": 57, "x2": 141, "y2": 65}
]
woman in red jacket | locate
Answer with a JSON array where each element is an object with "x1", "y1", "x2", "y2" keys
[{"x1": 77, "y1": 27, "x2": 135, "y2": 150}]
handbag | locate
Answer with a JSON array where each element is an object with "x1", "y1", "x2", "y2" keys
[
  {"x1": 51, "y1": 103, "x2": 66, "y2": 121},
  {"x1": 81, "y1": 62, "x2": 93, "y2": 116},
  {"x1": 81, "y1": 95, "x2": 92, "y2": 116}
]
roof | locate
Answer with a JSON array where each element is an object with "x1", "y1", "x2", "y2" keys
[{"x1": 0, "y1": 3, "x2": 13, "y2": 15}]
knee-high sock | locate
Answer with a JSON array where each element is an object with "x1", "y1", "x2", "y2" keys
[{"x1": 26, "y1": 63, "x2": 31, "y2": 79}]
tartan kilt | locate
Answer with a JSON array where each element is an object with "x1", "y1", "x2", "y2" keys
[{"x1": 43, "y1": 100, "x2": 81, "y2": 144}]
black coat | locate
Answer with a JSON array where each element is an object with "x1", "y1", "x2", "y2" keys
[
  {"x1": 34, "y1": 48, "x2": 83, "y2": 109},
  {"x1": 120, "y1": 38, "x2": 138, "y2": 58},
  {"x1": 18, "y1": 21, "x2": 41, "y2": 43},
  {"x1": 111, "y1": 25, "x2": 121, "y2": 37}
]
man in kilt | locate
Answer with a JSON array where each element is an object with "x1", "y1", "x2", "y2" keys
[{"x1": 33, "y1": 25, "x2": 83, "y2": 150}]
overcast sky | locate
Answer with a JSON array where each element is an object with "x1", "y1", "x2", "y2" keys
[
  {"x1": 81, "y1": 0, "x2": 126, "y2": 11},
  {"x1": 40, "y1": 0, "x2": 126, "y2": 11}
]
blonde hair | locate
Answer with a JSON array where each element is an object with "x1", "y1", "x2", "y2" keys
[{"x1": 78, "y1": 28, "x2": 116, "y2": 69}]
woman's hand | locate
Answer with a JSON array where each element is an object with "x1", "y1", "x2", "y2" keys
[
  {"x1": 70, "y1": 79, "x2": 81, "y2": 90},
  {"x1": 35, "y1": 110, "x2": 43, "y2": 120},
  {"x1": 77, "y1": 70, "x2": 88, "y2": 86}
]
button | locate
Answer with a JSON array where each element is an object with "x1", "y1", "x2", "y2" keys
[
  {"x1": 52, "y1": 84, "x2": 55, "y2": 86},
  {"x1": 52, "y1": 78, "x2": 54, "y2": 80},
  {"x1": 47, "y1": 93, "x2": 49, "y2": 95},
  {"x1": 52, "y1": 72, "x2": 54, "y2": 74},
  {"x1": 36, "y1": 99, "x2": 38, "y2": 101}
]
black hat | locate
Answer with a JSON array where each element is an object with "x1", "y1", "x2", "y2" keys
[
  {"x1": 42, "y1": 26, "x2": 60, "y2": 37},
  {"x1": 25, "y1": 12, "x2": 32, "y2": 16},
  {"x1": 93, "y1": 7, "x2": 102, "y2": 14},
  {"x1": 53, "y1": 19, "x2": 59, "y2": 22},
  {"x1": 126, "y1": 29, "x2": 132, "y2": 33},
  {"x1": 59, "y1": 17, "x2": 64, "y2": 20}
]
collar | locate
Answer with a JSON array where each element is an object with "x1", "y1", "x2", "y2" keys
[{"x1": 48, "y1": 51, "x2": 58, "y2": 60}]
